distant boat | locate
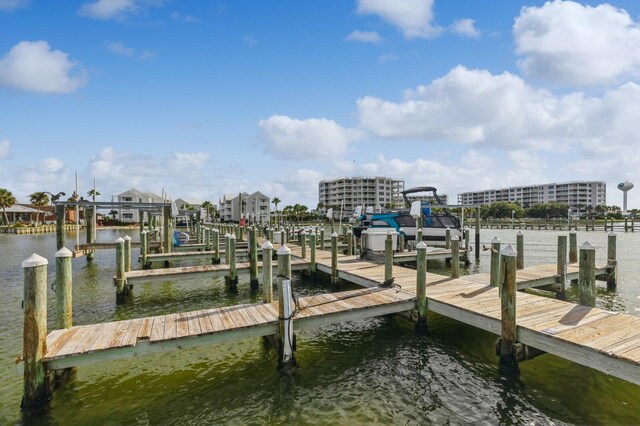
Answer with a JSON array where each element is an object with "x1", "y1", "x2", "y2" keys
[{"x1": 352, "y1": 186, "x2": 461, "y2": 244}]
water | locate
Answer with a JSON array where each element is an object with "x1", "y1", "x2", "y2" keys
[{"x1": 1, "y1": 229, "x2": 639, "y2": 425}]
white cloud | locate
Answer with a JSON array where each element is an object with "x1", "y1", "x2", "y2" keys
[
  {"x1": 0, "y1": 139, "x2": 10, "y2": 159},
  {"x1": 170, "y1": 11, "x2": 201, "y2": 23},
  {"x1": 377, "y1": 53, "x2": 399, "y2": 63},
  {"x1": 0, "y1": 41, "x2": 86, "y2": 94},
  {"x1": 258, "y1": 115, "x2": 360, "y2": 161},
  {"x1": 79, "y1": 0, "x2": 135, "y2": 20},
  {"x1": 105, "y1": 41, "x2": 134, "y2": 56},
  {"x1": 356, "y1": 0, "x2": 441, "y2": 39},
  {"x1": 514, "y1": 0, "x2": 640, "y2": 86},
  {"x1": 0, "y1": 0, "x2": 29, "y2": 11},
  {"x1": 20, "y1": 157, "x2": 71, "y2": 195},
  {"x1": 451, "y1": 18, "x2": 480, "y2": 38},
  {"x1": 345, "y1": 30, "x2": 382, "y2": 43}
]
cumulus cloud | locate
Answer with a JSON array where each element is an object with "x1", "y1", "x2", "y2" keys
[
  {"x1": 79, "y1": 0, "x2": 164, "y2": 20},
  {"x1": 345, "y1": 30, "x2": 382, "y2": 43},
  {"x1": 170, "y1": 11, "x2": 201, "y2": 23},
  {"x1": 514, "y1": 0, "x2": 640, "y2": 86},
  {"x1": 0, "y1": 139, "x2": 10, "y2": 159},
  {"x1": 20, "y1": 157, "x2": 71, "y2": 194},
  {"x1": 0, "y1": 41, "x2": 86, "y2": 94},
  {"x1": 258, "y1": 115, "x2": 361, "y2": 160},
  {"x1": 0, "y1": 0, "x2": 29, "y2": 11},
  {"x1": 378, "y1": 53, "x2": 399, "y2": 63},
  {"x1": 356, "y1": 0, "x2": 441, "y2": 39},
  {"x1": 451, "y1": 18, "x2": 480, "y2": 38},
  {"x1": 105, "y1": 41, "x2": 157, "y2": 60}
]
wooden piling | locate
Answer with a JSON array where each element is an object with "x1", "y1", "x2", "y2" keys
[
  {"x1": 516, "y1": 231, "x2": 524, "y2": 270},
  {"x1": 115, "y1": 237, "x2": 126, "y2": 298},
  {"x1": 262, "y1": 240, "x2": 273, "y2": 303},
  {"x1": 21, "y1": 253, "x2": 49, "y2": 410},
  {"x1": 320, "y1": 228, "x2": 326, "y2": 250},
  {"x1": 228, "y1": 234, "x2": 238, "y2": 286},
  {"x1": 475, "y1": 207, "x2": 481, "y2": 260},
  {"x1": 55, "y1": 248, "x2": 73, "y2": 329},
  {"x1": 490, "y1": 237, "x2": 501, "y2": 287},
  {"x1": 331, "y1": 232, "x2": 339, "y2": 283},
  {"x1": 607, "y1": 231, "x2": 617, "y2": 289},
  {"x1": 464, "y1": 228, "x2": 470, "y2": 253},
  {"x1": 445, "y1": 227, "x2": 451, "y2": 250},
  {"x1": 86, "y1": 206, "x2": 95, "y2": 261},
  {"x1": 300, "y1": 230, "x2": 307, "y2": 259},
  {"x1": 416, "y1": 228, "x2": 423, "y2": 244},
  {"x1": 213, "y1": 229, "x2": 220, "y2": 264},
  {"x1": 557, "y1": 235, "x2": 567, "y2": 287},
  {"x1": 498, "y1": 245, "x2": 518, "y2": 370},
  {"x1": 55, "y1": 204, "x2": 65, "y2": 251},
  {"x1": 309, "y1": 232, "x2": 317, "y2": 273},
  {"x1": 249, "y1": 227, "x2": 258, "y2": 286},
  {"x1": 141, "y1": 231, "x2": 148, "y2": 268},
  {"x1": 163, "y1": 205, "x2": 172, "y2": 254},
  {"x1": 416, "y1": 241, "x2": 427, "y2": 331},
  {"x1": 385, "y1": 230, "x2": 393, "y2": 283},
  {"x1": 569, "y1": 231, "x2": 577, "y2": 263},
  {"x1": 124, "y1": 235, "x2": 132, "y2": 273},
  {"x1": 579, "y1": 242, "x2": 596, "y2": 306},
  {"x1": 277, "y1": 244, "x2": 295, "y2": 367},
  {"x1": 397, "y1": 229, "x2": 404, "y2": 253},
  {"x1": 347, "y1": 230, "x2": 353, "y2": 256},
  {"x1": 451, "y1": 235, "x2": 460, "y2": 278}
]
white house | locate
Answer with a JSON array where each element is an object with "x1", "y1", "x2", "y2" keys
[
  {"x1": 116, "y1": 188, "x2": 163, "y2": 223},
  {"x1": 219, "y1": 191, "x2": 270, "y2": 223}
]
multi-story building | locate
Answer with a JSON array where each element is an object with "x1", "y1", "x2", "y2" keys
[
  {"x1": 117, "y1": 188, "x2": 163, "y2": 223},
  {"x1": 457, "y1": 181, "x2": 606, "y2": 213},
  {"x1": 318, "y1": 177, "x2": 404, "y2": 218},
  {"x1": 219, "y1": 191, "x2": 270, "y2": 223},
  {"x1": 405, "y1": 194, "x2": 449, "y2": 206}
]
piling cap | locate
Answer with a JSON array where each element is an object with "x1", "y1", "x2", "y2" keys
[
  {"x1": 446, "y1": 226, "x2": 450, "y2": 229},
  {"x1": 115, "y1": 237, "x2": 124, "y2": 243},
  {"x1": 123, "y1": 235, "x2": 132, "y2": 241},
  {"x1": 277, "y1": 244, "x2": 291, "y2": 255},
  {"x1": 416, "y1": 227, "x2": 422, "y2": 232},
  {"x1": 398, "y1": 228, "x2": 404, "y2": 232},
  {"x1": 229, "y1": 234, "x2": 236, "y2": 240},
  {"x1": 416, "y1": 241, "x2": 427, "y2": 249},
  {"x1": 301, "y1": 230, "x2": 307, "y2": 235},
  {"x1": 262, "y1": 240, "x2": 273, "y2": 249},
  {"x1": 608, "y1": 231, "x2": 616, "y2": 237},
  {"x1": 580, "y1": 241, "x2": 596, "y2": 250},
  {"x1": 451, "y1": 235, "x2": 459, "y2": 241},
  {"x1": 55, "y1": 247, "x2": 73, "y2": 258},
  {"x1": 225, "y1": 233, "x2": 231, "y2": 238},
  {"x1": 517, "y1": 231, "x2": 523, "y2": 236},
  {"x1": 500, "y1": 244, "x2": 517, "y2": 257},
  {"x1": 491, "y1": 237, "x2": 501, "y2": 244},
  {"x1": 22, "y1": 253, "x2": 48, "y2": 268},
  {"x1": 331, "y1": 232, "x2": 338, "y2": 237}
]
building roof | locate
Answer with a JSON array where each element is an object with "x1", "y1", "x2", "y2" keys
[{"x1": 6, "y1": 204, "x2": 40, "y2": 213}]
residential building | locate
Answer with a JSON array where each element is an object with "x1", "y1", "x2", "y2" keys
[
  {"x1": 117, "y1": 188, "x2": 163, "y2": 223},
  {"x1": 457, "y1": 181, "x2": 606, "y2": 213},
  {"x1": 405, "y1": 194, "x2": 449, "y2": 206},
  {"x1": 219, "y1": 191, "x2": 270, "y2": 223},
  {"x1": 318, "y1": 177, "x2": 405, "y2": 218}
]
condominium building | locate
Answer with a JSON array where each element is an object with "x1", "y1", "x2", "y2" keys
[
  {"x1": 117, "y1": 188, "x2": 163, "y2": 223},
  {"x1": 219, "y1": 191, "x2": 270, "y2": 223},
  {"x1": 318, "y1": 177, "x2": 405, "y2": 218},
  {"x1": 405, "y1": 194, "x2": 449, "y2": 206},
  {"x1": 457, "y1": 181, "x2": 606, "y2": 212}
]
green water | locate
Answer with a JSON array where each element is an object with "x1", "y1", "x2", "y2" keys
[{"x1": 1, "y1": 229, "x2": 639, "y2": 425}]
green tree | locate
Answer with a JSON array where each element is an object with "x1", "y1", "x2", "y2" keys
[
  {"x1": 29, "y1": 192, "x2": 50, "y2": 225},
  {"x1": 0, "y1": 188, "x2": 16, "y2": 225},
  {"x1": 480, "y1": 201, "x2": 523, "y2": 219},
  {"x1": 87, "y1": 189, "x2": 101, "y2": 201}
]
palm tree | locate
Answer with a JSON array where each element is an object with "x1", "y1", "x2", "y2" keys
[
  {"x1": 0, "y1": 188, "x2": 16, "y2": 225},
  {"x1": 29, "y1": 192, "x2": 50, "y2": 226},
  {"x1": 87, "y1": 189, "x2": 100, "y2": 201},
  {"x1": 201, "y1": 201, "x2": 213, "y2": 221},
  {"x1": 272, "y1": 197, "x2": 281, "y2": 225}
]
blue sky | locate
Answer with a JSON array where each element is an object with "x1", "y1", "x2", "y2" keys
[{"x1": 1, "y1": 0, "x2": 640, "y2": 209}]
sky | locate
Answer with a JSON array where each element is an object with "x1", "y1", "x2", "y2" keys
[{"x1": 1, "y1": 0, "x2": 640, "y2": 209}]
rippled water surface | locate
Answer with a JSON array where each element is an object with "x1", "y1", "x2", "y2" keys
[{"x1": 1, "y1": 228, "x2": 639, "y2": 425}]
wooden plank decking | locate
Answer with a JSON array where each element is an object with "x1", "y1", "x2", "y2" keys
[{"x1": 44, "y1": 242, "x2": 640, "y2": 386}]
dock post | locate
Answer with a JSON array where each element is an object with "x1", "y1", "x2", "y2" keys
[
  {"x1": 196, "y1": 222, "x2": 201, "y2": 244},
  {"x1": 320, "y1": 228, "x2": 326, "y2": 250},
  {"x1": 607, "y1": 232, "x2": 617, "y2": 289},
  {"x1": 451, "y1": 235, "x2": 460, "y2": 278},
  {"x1": 625, "y1": 218, "x2": 628, "y2": 232},
  {"x1": 55, "y1": 204, "x2": 65, "y2": 250},
  {"x1": 163, "y1": 205, "x2": 172, "y2": 254},
  {"x1": 490, "y1": 237, "x2": 501, "y2": 287},
  {"x1": 139, "y1": 211, "x2": 145, "y2": 235},
  {"x1": 227, "y1": 234, "x2": 238, "y2": 288},
  {"x1": 276, "y1": 244, "x2": 296, "y2": 368},
  {"x1": 385, "y1": 230, "x2": 394, "y2": 283},
  {"x1": 239, "y1": 223, "x2": 244, "y2": 242},
  {"x1": 86, "y1": 206, "x2": 95, "y2": 261},
  {"x1": 262, "y1": 241, "x2": 273, "y2": 302},
  {"x1": 309, "y1": 232, "x2": 317, "y2": 274},
  {"x1": 445, "y1": 227, "x2": 451, "y2": 249},
  {"x1": 115, "y1": 237, "x2": 126, "y2": 299},
  {"x1": 579, "y1": 242, "x2": 596, "y2": 306},
  {"x1": 498, "y1": 245, "x2": 518, "y2": 372},
  {"x1": 21, "y1": 253, "x2": 49, "y2": 410},
  {"x1": 224, "y1": 234, "x2": 231, "y2": 265},
  {"x1": 207, "y1": 227, "x2": 213, "y2": 253},
  {"x1": 416, "y1": 241, "x2": 427, "y2": 332},
  {"x1": 213, "y1": 229, "x2": 220, "y2": 264},
  {"x1": 250, "y1": 227, "x2": 259, "y2": 287},
  {"x1": 398, "y1": 229, "x2": 404, "y2": 253},
  {"x1": 141, "y1": 231, "x2": 148, "y2": 268},
  {"x1": 475, "y1": 207, "x2": 481, "y2": 261},
  {"x1": 124, "y1": 235, "x2": 132, "y2": 272},
  {"x1": 331, "y1": 232, "x2": 339, "y2": 284},
  {"x1": 203, "y1": 228, "x2": 210, "y2": 251},
  {"x1": 464, "y1": 228, "x2": 470, "y2": 253},
  {"x1": 55, "y1": 247, "x2": 73, "y2": 329},
  {"x1": 557, "y1": 235, "x2": 567, "y2": 291},
  {"x1": 347, "y1": 230, "x2": 353, "y2": 256},
  {"x1": 569, "y1": 231, "x2": 578, "y2": 263},
  {"x1": 516, "y1": 231, "x2": 524, "y2": 270},
  {"x1": 300, "y1": 230, "x2": 307, "y2": 259},
  {"x1": 416, "y1": 227, "x2": 423, "y2": 244}
]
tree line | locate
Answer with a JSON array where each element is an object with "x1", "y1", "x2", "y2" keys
[{"x1": 470, "y1": 201, "x2": 634, "y2": 219}]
